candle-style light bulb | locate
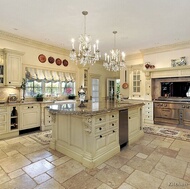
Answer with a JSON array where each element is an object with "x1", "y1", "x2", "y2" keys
[
  {"x1": 71, "y1": 38, "x2": 75, "y2": 49},
  {"x1": 105, "y1": 53, "x2": 107, "y2": 61},
  {"x1": 96, "y1": 40, "x2": 99, "y2": 50},
  {"x1": 93, "y1": 44, "x2": 96, "y2": 54}
]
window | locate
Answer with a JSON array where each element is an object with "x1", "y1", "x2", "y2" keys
[{"x1": 25, "y1": 79, "x2": 75, "y2": 97}]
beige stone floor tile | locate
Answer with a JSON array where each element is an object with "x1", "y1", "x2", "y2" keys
[
  {"x1": 126, "y1": 156, "x2": 155, "y2": 173},
  {"x1": 0, "y1": 169, "x2": 10, "y2": 184},
  {"x1": 18, "y1": 143, "x2": 46, "y2": 155},
  {"x1": 26, "y1": 149, "x2": 52, "y2": 162},
  {"x1": 118, "y1": 182, "x2": 137, "y2": 189},
  {"x1": 176, "y1": 148, "x2": 190, "y2": 163},
  {"x1": 105, "y1": 155, "x2": 128, "y2": 169},
  {"x1": 147, "y1": 151, "x2": 163, "y2": 164},
  {"x1": 23, "y1": 159, "x2": 54, "y2": 178},
  {"x1": 161, "y1": 175, "x2": 190, "y2": 189},
  {"x1": 134, "y1": 139, "x2": 150, "y2": 146},
  {"x1": 126, "y1": 170, "x2": 162, "y2": 189},
  {"x1": 95, "y1": 165, "x2": 129, "y2": 189},
  {"x1": 45, "y1": 155, "x2": 59, "y2": 162},
  {"x1": 0, "y1": 142, "x2": 25, "y2": 153},
  {"x1": 0, "y1": 140, "x2": 8, "y2": 147},
  {"x1": 0, "y1": 149, "x2": 8, "y2": 160},
  {"x1": 155, "y1": 146, "x2": 178, "y2": 158},
  {"x1": 142, "y1": 133, "x2": 157, "y2": 141},
  {"x1": 97, "y1": 183, "x2": 113, "y2": 189},
  {"x1": 34, "y1": 178, "x2": 65, "y2": 189},
  {"x1": 155, "y1": 155, "x2": 187, "y2": 178},
  {"x1": 150, "y1": 139, "x2": 171, "y2": 148},
  {"x1": 136, "y1": 152, "x2": 148, "y2": 159},
  {"x1": 147, "y1": 143, "x2": 157, "y2": 148},
  {"x1": 120, "y1": 165, "x2": 134, "y2": 175},
  {"x1": 8, "y1": 169, "x2": 25, "y2": 179},
  {"x1": 131, "y1": 144, "x2": 155, "y2": 155},
  {"x1": 184, "y1": 167, "x2": 190, "y2": 182},
  {"x1": 119, "y1": 148, "x2": 138, "y2": 160},
  {"x1": 164, "y1": 137, "x2": 175, "y2": 143},
  {"x1": 5, "y1": 136, "x2": 28, "y2": 144},
  {"x1": 85, "y1": 167, "x2": 100, "y2": 176},
  {"x1": 62, "y1": 170, "x2": 102, "y2": 189},
  {"x1": 0, "y1": 153, "x2": 31, "y2": 173},
  {"x1": 47, "y1": 159, "x2": 85, "y2": 183},
  {"x1": 150, "y1": 169, "x2": 166, "y2": 180},
  {"x1": 97, "y1": 163, "x2": 107, "y2": 169},
  {"x1": 0, "y1": 174, "x2": 37, "y2": 189},
  {"x1": 48, "y1": 148, "x2": 65, "y2": 157},
  {"x1": 51, "y1": 155, "x2": 71, "y2": 166},
  {"x1": 34, "y1": 173, "x2": 51, "y2": 184},
  {"x1": 170, "y1": 140, "x2": 190, "y2": 150},
  {"x1": 6, "y1": 149, "x2": 19, "y2": 156}
]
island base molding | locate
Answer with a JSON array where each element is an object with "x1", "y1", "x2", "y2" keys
[
  {"x1": 55, "y1": 143, "x2": 120, "y2": 168},
  {"x1": 128, "y1": 130, "x2": 144, "y2": 145}
]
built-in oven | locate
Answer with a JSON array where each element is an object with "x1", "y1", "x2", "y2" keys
[
  {"x1": 154, "y1": 102, "x2": 179, "y2": 125},
  {"x1": 154, "y1": 101, "x2": 190, "y2": 129}
]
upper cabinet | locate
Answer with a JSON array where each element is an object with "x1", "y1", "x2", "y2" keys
[
  {"x1": 3, "y1": 49, "x2": 24, "y2": 87},
  {"x1": 129, "y1": 64, "x2": 145, "y2": 99}
]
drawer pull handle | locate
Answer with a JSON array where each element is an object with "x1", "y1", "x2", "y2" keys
[
  {"x1": 99, "y1": 127, "x2": 102, "y2": 130},
  {"x1": 99, "y1": 118, "x2": 102, "y2": 121},
  {"x1": 28, "y1": 107, "x2": 30, "y2": 109},
  {"x1": 100, "y1": 135, "x2": 102, "y2": 138},
  {"x1": 113, "y1": 130, "x2": 115, "y2": 133},
  {"x1": 112, "y1": 115, "x2": 114, "y2": 118},
  {"x1": 112, "y1": 123, "x2": 114, "y2": 126},
  {"x1": 129, "y1": 117, "x2": 131, "y2": 119}
]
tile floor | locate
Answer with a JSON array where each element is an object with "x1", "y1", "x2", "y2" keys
[{"x1": 0, "y1": 130, "x2": 190, "y2": 189}]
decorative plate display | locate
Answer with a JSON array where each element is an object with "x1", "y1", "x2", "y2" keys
[
  {"x1": 56, "y1": 58, "x2": 62, "y2": 66},
  {"x1": 63, "y1": 59, "x2": 68, "y2": 67},
  {"x1": 122, "y1": 82, "x2": 129, "y2": 89},
  {"x1": 48, "y1": 56, "x2": 54, "y2": 64},
  {"x1": 38, "y1": 54, "x2": 46, "y2": 63}
]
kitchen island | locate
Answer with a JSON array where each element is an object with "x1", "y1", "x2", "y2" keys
[{"x1": 48, "y1": 100, "x2": 144, "y2": 168}]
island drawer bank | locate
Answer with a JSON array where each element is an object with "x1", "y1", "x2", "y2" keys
[{"x1": 48, "y1": 101, "x2": 144, "y2": 168}]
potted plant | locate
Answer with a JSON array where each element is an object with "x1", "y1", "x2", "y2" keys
[
  {"x1": 35, "y1": 93, "x2": 43, "y2": 101},
  {"x1": 68, "y1": 94, "x2": 76, "y2": 100}
]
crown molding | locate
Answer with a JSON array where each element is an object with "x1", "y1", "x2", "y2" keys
[
  {"x1": 126, "y1": 53, "x2": 143, "y2": 61},
  {"x1": 140, "y1": 41, "x2": 190, "y2": 55},
  {"x1": 0, "y1": 30, "x2": 69, "y2": 56}
]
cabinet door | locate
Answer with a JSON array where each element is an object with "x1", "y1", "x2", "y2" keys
[
  {"x1": 0, "y1": 113, "x2": 7, "y2": 134},
  {"x1": 6, "y1": 53, "x2": 22, "y2": 86},
  {"x1": 20, "y1": 104, "x2": 40, "y2": 130}
]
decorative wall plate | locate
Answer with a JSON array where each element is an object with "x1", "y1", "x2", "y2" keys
[
  {"x1": 56, "y1": 58, "x2": 62, "y2": 66},
  {"x1": 48, "y1": 56, "x2": 54, "y2": 64},
  {"x1": 38, "y1": 54, "x2": 46, "y2": 63},
  {"x1": 63, "y1": 59, "x2": 68, "y2": 66},
  {"x1": 122, "y1": 82, "x2": 129, "y2": 89}
]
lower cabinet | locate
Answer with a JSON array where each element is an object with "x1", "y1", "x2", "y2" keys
[
  {"x1": 20, "y1": 104, "x2": 40, "y2": 130},
  {"x1": 0, "y1": 106, "x2": 7, "y2": 134}
]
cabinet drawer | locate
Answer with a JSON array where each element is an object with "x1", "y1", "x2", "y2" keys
[
  {"x1": 144, "y1": 110, "x2": 153, "y2": 116},
  {"x1": 107, "y1": 129, "x2": 118, "y2": 145},
  {"x1": 95, "y1": 124, "x2": 106, "y2": 134},
  {"x1": 0, "y1": 113, "x2": 7, "y2": 122},
  {"x1": 21, "y1": 104, "x2": 40, "y2": 111},
  {"x1": 108, "y1": 121, "x2": 117, "y2": 130},
  {"x1": 0, "y1": 106, "x2": 7, "y2": 113},
  {"x1": 144, "y1": 115, "x2": 153, "y2": 120},
  {"x1": 109, "y1": 112, "x2": 118, "y2": 121},
  {"x1": 94, "y1": 115, "x2": 106, "y2": 125}
]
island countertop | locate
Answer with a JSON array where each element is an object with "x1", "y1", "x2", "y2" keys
[{"x1": 48, "y1": 100, "x2": 144, "y2": 116}]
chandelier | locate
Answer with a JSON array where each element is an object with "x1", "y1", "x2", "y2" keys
[
  {"x1": 103, "y1": 31, "x2": 126, "y2": 72},
  {"x1": 70, "y1": 11, "x2": 101, "y2": 66}
]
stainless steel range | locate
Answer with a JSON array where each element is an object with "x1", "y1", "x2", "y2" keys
[{"x1": 154, "y1": 100, "x2": 190, "y2": 129}]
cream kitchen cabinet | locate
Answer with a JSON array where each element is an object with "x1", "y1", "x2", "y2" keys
[
  {"x1": 129, "y1": 64, "x2": 145, "y2": 100},
  {"x1": 3, "y1": 48, "x2": 24, "y2": 87},
  {"x1": 0, "y1": 50, "x2": 4, "y2": 86},
  {"x1": 40, "y1": 103, "x2": 52, "y2": 131},
  {"x1": 0, "y1": 105, "x2": 7, "y2": 134},
  {"x1": 143, "y1": 101, "x2": 153, "y2": 124},
  {"x1": 20, "y1": 104, "x2": 40, "y2": 130},
  {"x1": 128, "y1": 106, "x2": 143, "y2": 144}
]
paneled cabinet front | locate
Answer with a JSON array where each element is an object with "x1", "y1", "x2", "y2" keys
[
  {"x1": 20, "y1": 104, "x2": 40, "y2": 130},
  {"x1": 4, "y1": 49, "x2": 24, "y2": 87}
]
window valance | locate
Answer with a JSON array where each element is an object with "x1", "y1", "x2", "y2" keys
[{"x1": 26, "y1": 67, "x2": 75, "y2": 82}]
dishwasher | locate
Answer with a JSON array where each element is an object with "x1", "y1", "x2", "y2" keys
[{"x1": 119, "y1": 109, "x2": 128, "y2": 148}]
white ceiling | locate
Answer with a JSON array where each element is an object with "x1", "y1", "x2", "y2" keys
[{"x1": 0, "y1": 0, "x2": 190, "y2": 56}]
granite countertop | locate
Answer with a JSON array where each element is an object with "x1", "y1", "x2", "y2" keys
[{"x1": 48, "y1": 100, "x2": 144, "y2": 116}]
